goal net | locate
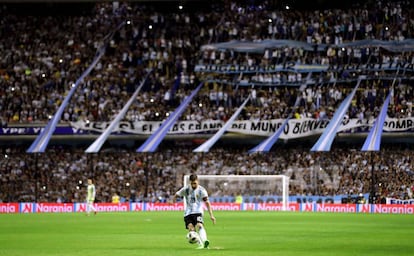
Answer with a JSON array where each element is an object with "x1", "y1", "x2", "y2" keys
[{"x1": 183, "y1": 175, "x2": 289, "y2": 210}]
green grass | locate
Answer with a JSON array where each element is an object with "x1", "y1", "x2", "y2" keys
[{"x1": 0, "y1": 211, "x2": 413, "y2": 256}]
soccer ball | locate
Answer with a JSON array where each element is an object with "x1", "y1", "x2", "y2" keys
[{"x1": 186, "y1": 231, "x2": 199, "y2": 244}]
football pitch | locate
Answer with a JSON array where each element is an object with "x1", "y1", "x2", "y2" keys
[{"x1": 0, "y1": 211, "x2": 413, "y2": 256}]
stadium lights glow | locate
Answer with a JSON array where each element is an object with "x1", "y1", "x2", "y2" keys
[
  {"x1": 178, "y1": 5, "x2": 183, "y2": 10},
  {"x1": 59, "y1": 59, "x2": 63, "y2": 63},
  {"x1": 42, "y1": 73, "x2": 46, "y2": 78},
  {"x1": 125, "y1": 182, "x2": 130, "y2": 187},
  {"x1": 150, "y1": 98, "x2": 154, "y2": 103},
  {"x1": 198, "y1": 103, "x2": 203, "y2": 107},
  {"x1": 148, "y1": 25, "x2": 153, "y2": 30},
  {"x1": 165, "y1": 112, "x2": 170, "y2": 117},
  {"x1": 126, "y1": 20, "x2": 131, "y2": 25},
  {"x1": 11, "y1": 87, "x2": 15, "y2": 91},
  {"x1": 71, "y1": 83, "x2": 76, "y2": 87},
  {"x1": 48, "y1": 115, "x2": 52, "y2": 120},
  {"x1": 4, "y1": 154, "x2": 8, "y2": 158},
  {"x1": 79, "y1": 180, "x2": 82, "y2": 184},
  {"x1": 285, "y1": 5, "x2": 290, "y2": 10},
  {"x1": 155, "y1": 112, "x2": 159, "y2": 117},
  {"x1": 268, "y1": 18, "x2": 272, "y2": 23}
]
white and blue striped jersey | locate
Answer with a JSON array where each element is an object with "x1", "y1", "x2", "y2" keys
[{"x1": 176, "y1": 185, "x2": 209, "y2": 216}]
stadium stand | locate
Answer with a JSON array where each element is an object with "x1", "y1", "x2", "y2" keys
[{"x1": 0, "y1": 0, "x2": 413, "y2": 204}]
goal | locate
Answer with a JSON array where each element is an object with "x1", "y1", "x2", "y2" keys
[{"x1": 183, "y1": 175, "x2": 289, "y2": 210}]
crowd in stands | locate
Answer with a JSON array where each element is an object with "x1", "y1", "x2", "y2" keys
[
  {"x1": 0, "y1": 0, "x2": 413, "y2": 126},
  {"x1": 0, "y1": 0, "x2": 414, "y2": 204},
  {"x1": 0, "y1": 145, "x2": 413, "y2": 204}
]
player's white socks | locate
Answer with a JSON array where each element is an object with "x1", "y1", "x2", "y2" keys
[
  {"x1": 87, "y1": 203, "x2": 97, "y2": 214},
  {"x1": 198, "y1": 227, "x2": 208, "y2": 242}
]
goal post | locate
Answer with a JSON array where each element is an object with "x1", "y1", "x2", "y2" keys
[{"x1": 183, "y1": 175, "x2": 289, "y2": 211}]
